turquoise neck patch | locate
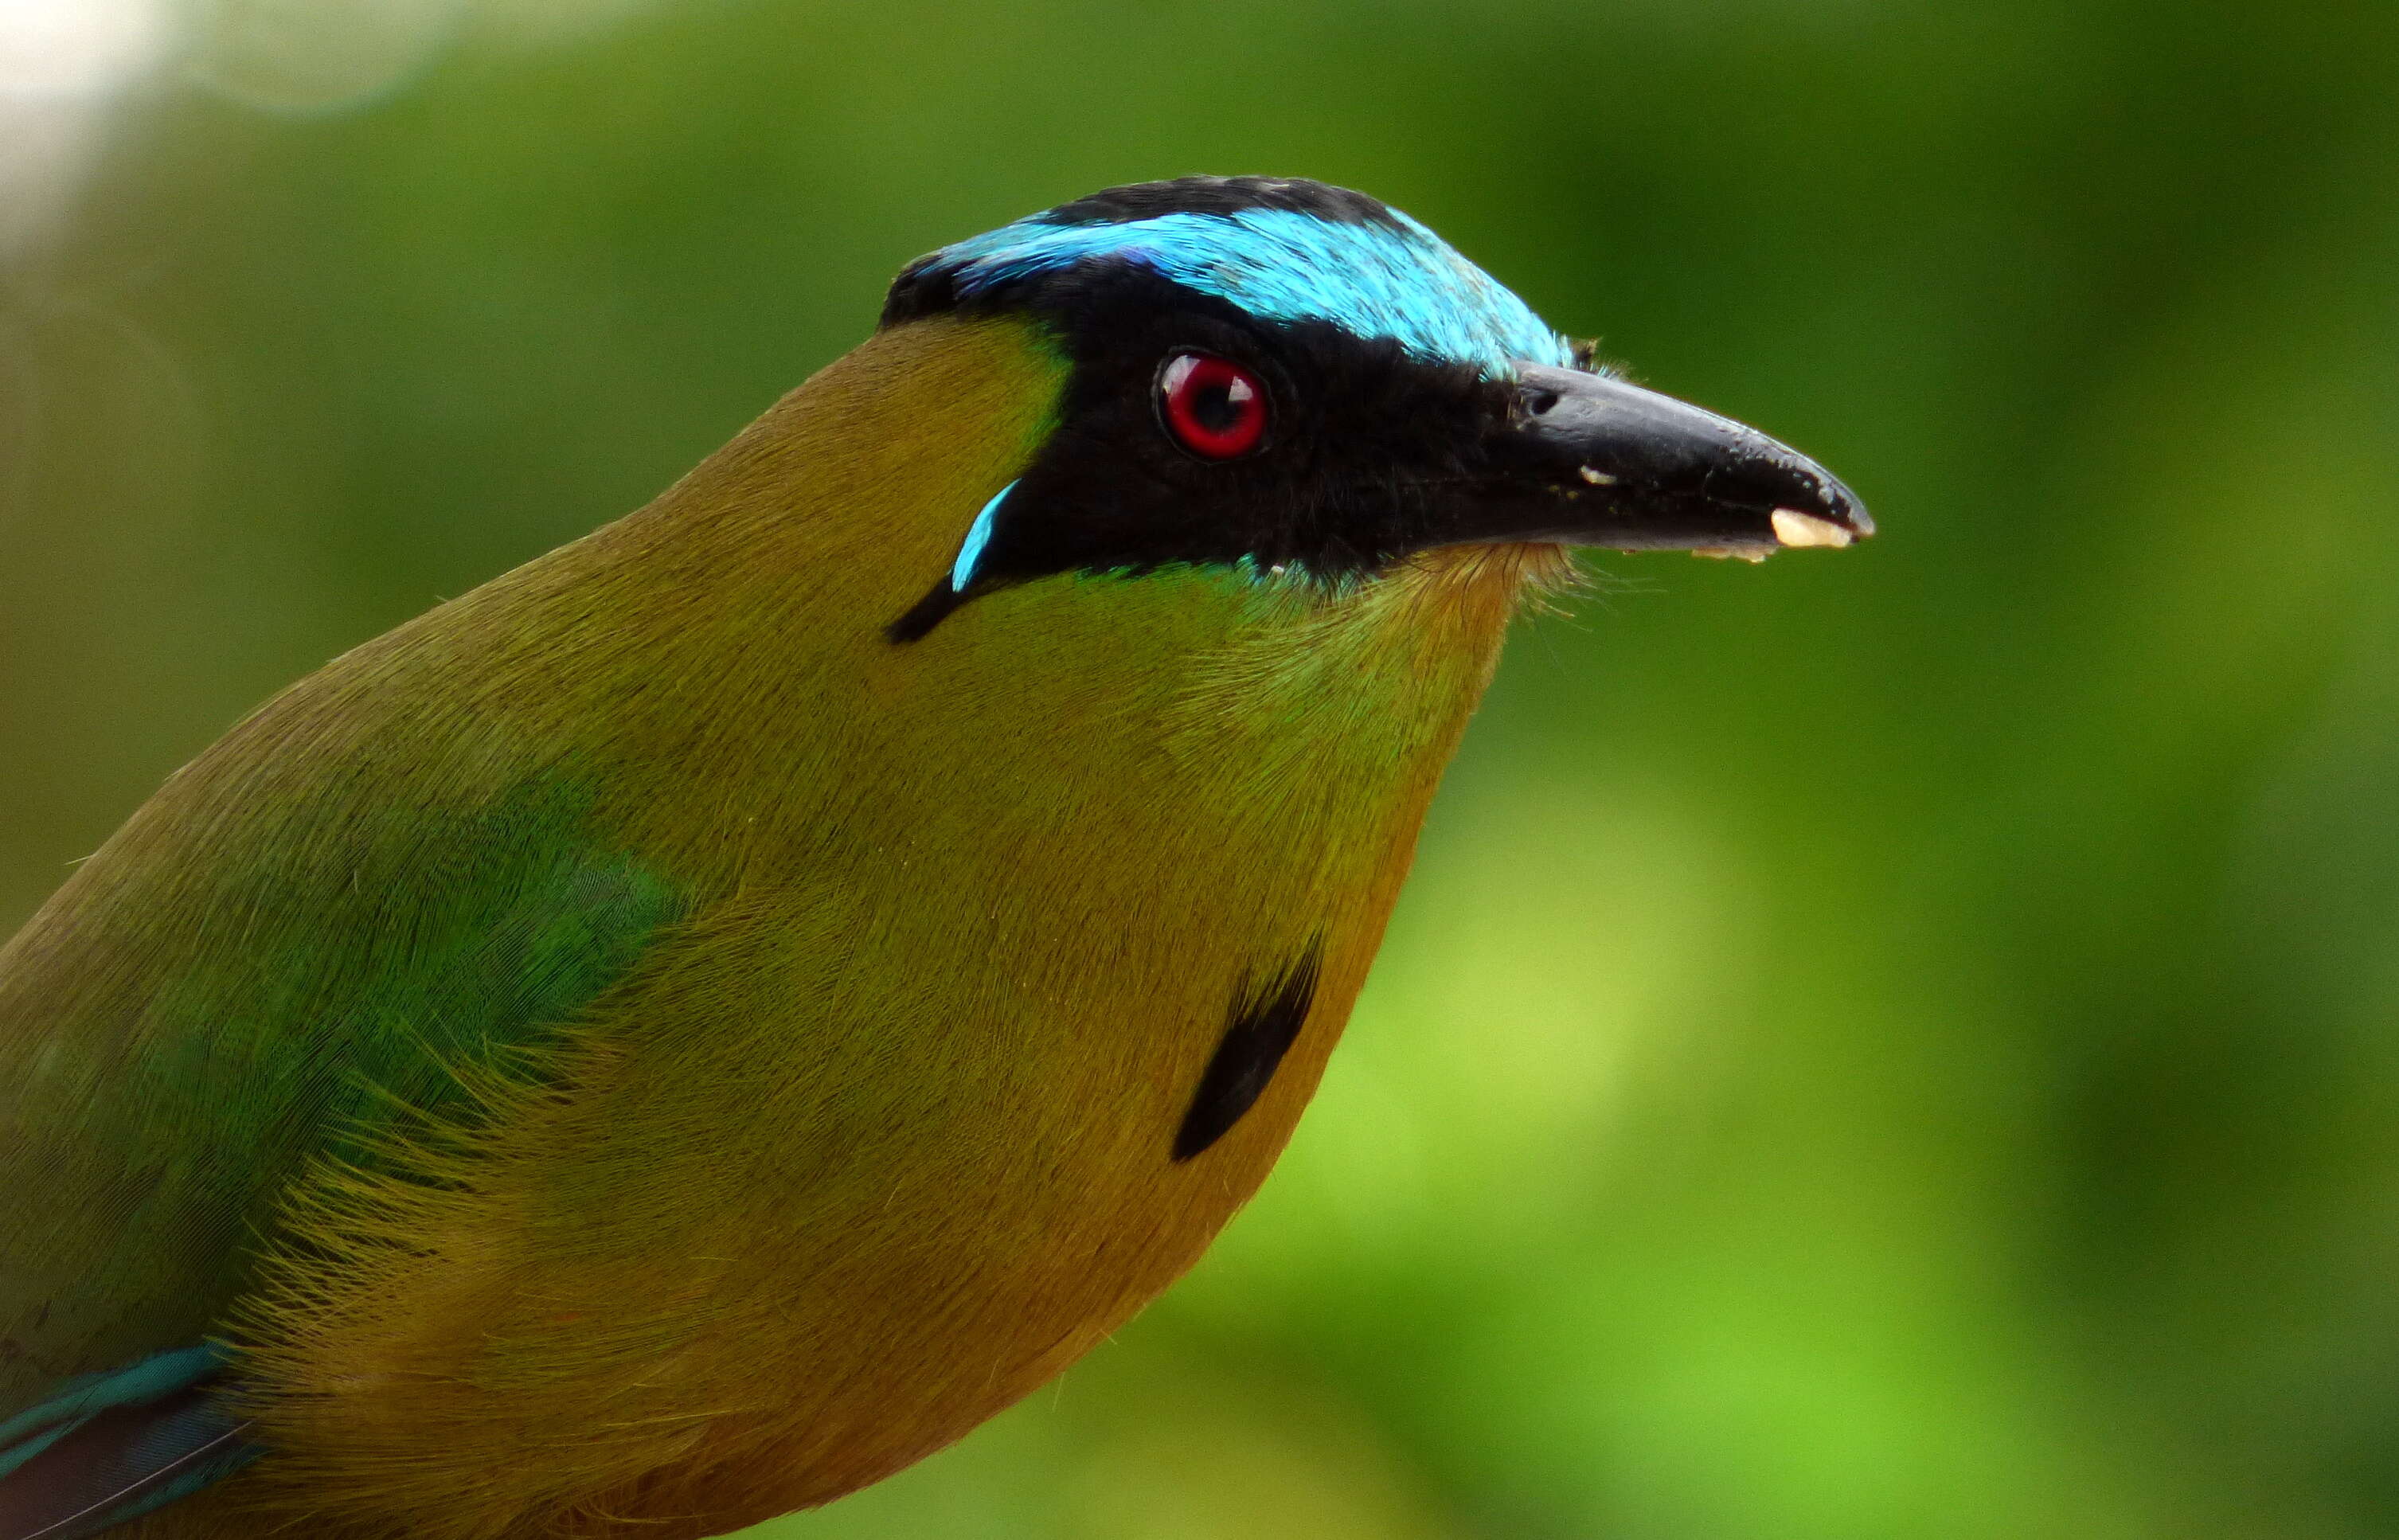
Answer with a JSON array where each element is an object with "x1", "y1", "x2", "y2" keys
[
  {"x1": 923, "y1": 206, "x2": 1573, "y2": 377},
  {"x1": 951, "y1": 480, "x2": 1014, "y2": 591}
]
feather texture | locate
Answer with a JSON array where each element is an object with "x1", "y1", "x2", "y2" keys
[{"x1": 1, "y1": 315, "x2": 1562, "y2": 1538}]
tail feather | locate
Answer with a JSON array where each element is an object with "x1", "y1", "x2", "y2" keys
[{"x1": 0, "y1": 1350, "x2": 258, "y2": 1540}]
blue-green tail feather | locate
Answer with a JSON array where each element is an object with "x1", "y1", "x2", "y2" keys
[{"x1": 0, "y1": 1347, "x2": 258, "y2": 1539}]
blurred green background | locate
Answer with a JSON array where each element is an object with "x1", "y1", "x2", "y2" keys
[{"x1": 5, "y1": 0, "x2": 2398, "y2": 1535}]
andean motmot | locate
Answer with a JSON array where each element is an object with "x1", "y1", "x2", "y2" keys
[{"x1": 0, "y1": 176, "x2": 1870, "y2": 1539}]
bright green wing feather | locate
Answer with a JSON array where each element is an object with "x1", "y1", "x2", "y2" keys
[{"x1": 0, "y1": 769, "x2": 687, "y2": 1425}]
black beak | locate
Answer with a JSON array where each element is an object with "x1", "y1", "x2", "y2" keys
[{"x1": 1434, "y1": 365, "x2": 1873, "y2": 561}]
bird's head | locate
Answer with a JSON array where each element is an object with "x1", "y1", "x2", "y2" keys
[
  {"x1": 580, "y1": 174, "x2": 1873, "y2": 853},
  {"x1": 861, "y1": 174, "x2": 1872, "y2": 645}
]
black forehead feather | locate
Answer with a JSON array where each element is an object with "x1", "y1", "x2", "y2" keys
[{"x1": 1033, "y1": 175, "x2": 1401, "y2": 229}]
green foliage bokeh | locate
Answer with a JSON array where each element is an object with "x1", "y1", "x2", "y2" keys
[{"x1": 5, "y1": 2, "x2": 2398, "y2": 1534}]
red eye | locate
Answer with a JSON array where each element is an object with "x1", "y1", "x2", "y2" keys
[{"x1": 1157, "y1": 352, "x2": 1268, "y2": 459}]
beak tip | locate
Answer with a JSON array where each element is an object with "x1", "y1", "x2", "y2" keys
[{"x1": 1770, "y1": 507, "x2": 1860, "y2": 550}]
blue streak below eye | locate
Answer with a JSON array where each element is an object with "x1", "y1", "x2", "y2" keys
[{"x1": 952, "y1": 480, "x2": 1015, "y2": 592}]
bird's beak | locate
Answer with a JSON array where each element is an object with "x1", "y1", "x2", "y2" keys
[{"x1": 1434, "y1": 364, "x2": 1873, "y2": 561}]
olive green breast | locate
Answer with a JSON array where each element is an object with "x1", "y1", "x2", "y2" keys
[{"x1": 10, "y1": 316, "x2": 1547, "y2": 1538}]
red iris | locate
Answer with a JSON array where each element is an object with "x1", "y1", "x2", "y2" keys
[{"x1": 1157, "y1": 352, "x2": 1268, "y2": 459}]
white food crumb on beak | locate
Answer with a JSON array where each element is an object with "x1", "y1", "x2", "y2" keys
[
  {"x1": 1577, "y1": 466, "x2": 1617, "y2": 486},
  {"x1": 1771, "y1": 508, "x2": 1853, "y2": 549}
]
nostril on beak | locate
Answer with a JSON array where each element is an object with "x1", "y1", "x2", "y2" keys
[{"x1": 1526, "y1": 389, "x2": 1560, "y2": 416}]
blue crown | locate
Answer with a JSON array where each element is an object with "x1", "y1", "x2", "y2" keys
[{"x1": 911, "y1": 193, "x2": 1573, "y2": 377}]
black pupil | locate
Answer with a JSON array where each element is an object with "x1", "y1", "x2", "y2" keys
[{"x1": 1190, "y1": 378, "x2": 1242, "y2": 434}]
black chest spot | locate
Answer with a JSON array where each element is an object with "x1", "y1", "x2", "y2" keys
[{"x1": 1173, "y1": 943, "x2": 1323, "y2": 1162}]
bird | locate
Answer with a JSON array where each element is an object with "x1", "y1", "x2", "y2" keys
[{"x1": 0, "y1": 175, "x2": 1870, "y2": 1540}]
